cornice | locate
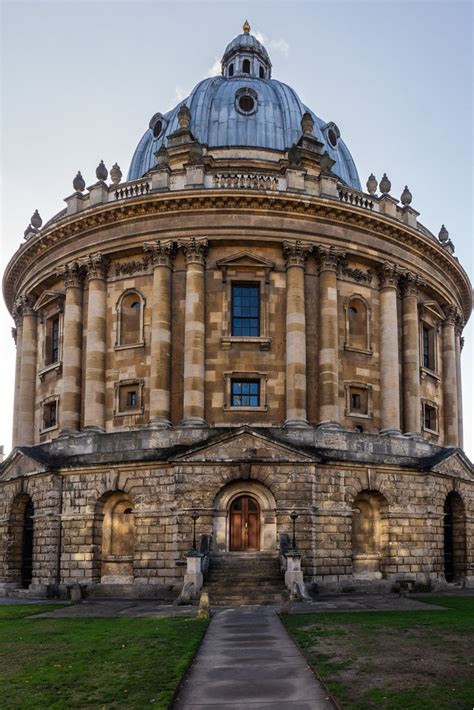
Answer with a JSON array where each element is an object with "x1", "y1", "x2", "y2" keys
[{"x1": 3, "y1": 190, "x2": 472, "y2": 319}]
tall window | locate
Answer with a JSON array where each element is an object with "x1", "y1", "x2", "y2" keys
[
  {"x1": 242, "y1": 58, "x2": 250, "y2": 74},
  {"x1": 231, "y1": 380, "x2": 260, "y2": 407},
  {"x1": 231, "y1": 284, "x2": 260, "y2": 336},
  {"x1": 117, "y1": 291, "x2": 144, "y2": 346},
  {"x1": 423, "y1": 403, "x2": 437, "y2": 432},
  {"x1": 346, "y1": 296, "x2": 369, "y2": 351},
  {"x1": 422, "y1": 325, "x2": 435, "y2": 370},
  {"x1": 45, "y1": 315, "x2": 60, "y2": 365},
  {"x1": 42, "y1": 400, "x2": 57, "y2": 430}
]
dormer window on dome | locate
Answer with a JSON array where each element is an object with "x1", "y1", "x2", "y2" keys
[
  {"x1": 149, "y1": 113, "x2": 167, "y2": 140},
  {"x1": 236, "y1": 87, "x2": 258, "y2": 115},
  {"x1": 221, "y1": 22, "x2": 272, "y2": 80}
]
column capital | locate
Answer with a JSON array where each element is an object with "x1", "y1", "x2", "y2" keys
[
  {"x1": 282, "y1": 240, "x2": 313, "y2": 268},
  {"x1": 442, "y1": 304, "x2": 460, "y2": 326},
  {"x1": 378, "y1": 262, "x2": 400, "y2": 289},
  {"x1": 317, "y1": 245, "x2": 346, "y2": 273},
  {"x1": 14, "y1": 293, "x2": 36, "y2": 318},
  {"x1": 81, "y1": 252, "x2": 109, "y2": 281},
  {"x1": 177, "y1": 237, "x2": 208, "y2": 265},
  {"x1": 143, "y1": 239, "x2": 176, "y2": 268},
  {"x1": 400, "y1": 270, "x2": 425, "y2": 298},
  {"x1": 61, "y1": 261, "x2": 84, "y2": 289}
]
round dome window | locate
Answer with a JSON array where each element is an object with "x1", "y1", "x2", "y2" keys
[
  {"x1": 326, "y1": 122, "x2": 341, "y2": 148},
  {"x1": 236, "y1": 88, "x2": 258, "y2": 116},
  {"x1": 149, "y1": 112, "x2": 166, "y2": 140},
  {"x1": 153, "y1": 120, "x2": 163, "y2": 139}
]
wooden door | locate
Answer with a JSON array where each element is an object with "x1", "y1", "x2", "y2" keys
[{"x1": 230, "y1": 496, "x2": 260, "y2": 551}]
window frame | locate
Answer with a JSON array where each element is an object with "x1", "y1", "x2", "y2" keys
[
  {"x1": 343, "y1": 293, "x2": 372, "y2": 355},
  {"x1": 421, "y1": 399, "x2": 439, "y2": 435},
  {"x1": 114, "y1": 379, "x2": 144, "y2": 417},
  {"x1": 231, "y1": 282, "x2": 260, "y2": 337},
  {"x1": 40, "y1": 395, "x2": 59, "y2": 433},
  {"x1": 223, "y1": 372, "x2": 268, "y2": 412},
  {"x1": 115, "y1": 289, "x2": 146, "y2": 350},
  {"x1": 344, "y1": 381, "x2": 373, "y2": 419}
]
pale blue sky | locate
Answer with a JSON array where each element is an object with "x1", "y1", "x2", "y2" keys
[{"x1": 1, "y1": 0, "x2": 472, "y2": 455}]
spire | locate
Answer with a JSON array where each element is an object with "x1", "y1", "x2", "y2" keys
[{"x1": 243, "y1": 19, "x2": 250, "y2": 34}]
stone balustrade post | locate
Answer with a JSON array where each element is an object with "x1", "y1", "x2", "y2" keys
[
  {"x1": 144, "y1": 239, "x2": 175, "y2": 427},
  {"x1": 178, "y1": 237, "x2": 208, "y2": 426},
  {"x1": 17, "y1": 295, "x2": 37, "y2": 445},
  {"x1": 401, "y1": 272, "x2": 422, "y2": 436},
  {"x1": 379, "y1": 263, "x2": 401, "y2": 434},
  {"x1": 317, "y1": 246, "x2": 345, "y2": 428},
  {"x1": 283, "y1": 241, "x2": 313, "y2": 427},
  {"x1": 442, "y1": 306, "x2": 459, "y2": 447},
  {"x1": 455, "y1": 322, "x2": 464, "y2": 448},
  {"x1": 82, "y1": 253, "x2": 108, "y2": 431},
  {"x1": 11, "y1": 304, "x2": 23, "y2": 448},
  {"x1": 60, "y1": 262, "x2": 84, "y2": 434}
]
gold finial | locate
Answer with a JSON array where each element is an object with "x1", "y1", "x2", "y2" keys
[{"x1": 243, "y1": 20, "x2": 250, "y2": 34}]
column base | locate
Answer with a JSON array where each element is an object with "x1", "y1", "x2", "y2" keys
[
  {"x1": 284, "y1": 418, "x2": 311, "y2": 429},
  {"x1": 380, "y1": 428, "x2": 403, "y2": 436},
  {"x1": 147, "y1": 417, "x2": 171, "y2": 429},
  {"x1": 181, "y1": 417, "x2": 207, "y2": 428},
  {"x1": 403, "y1": 431, "x2": 424, "y2": 440},
  {"x1": 316, "y1": 420, "x2": 343, "y2": 430},
  {"x1": 82, "y1": 425, "x2": 106, "y2": 434},
  {"x1": 58, "y1": 427, "x2": 81, "y2": 438}
]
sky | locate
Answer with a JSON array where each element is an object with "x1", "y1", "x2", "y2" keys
[{"x1": 0, "y1": 0, "x2": 472, "y2": 457}]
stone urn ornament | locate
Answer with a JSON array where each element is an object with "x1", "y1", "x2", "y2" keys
[
  {"x1": 379, "y1": 173, "x2": 391, "y2": 195},
  {"x1": 366, "y1": 174, "x2": 378, "y2": 195},
  {"x1": 96, "y1": 160, "x2": 108, "y2": 182},
  {"x1": 110, "y1": 163, "x2": 122, "y2": 185},
  {"x1": 30, "y1": 209, "x2": 42, "y2": 229},
  {"x1": 178, "y1": 105, "x2": 191, "y2": 130},
  {"x1": 400, "y1": 185, "x2": 412, "y2": 206},
  {"x1": 73, "y1": 171, "x2": 86, "y2": 192},
  {"x1": 301, "y1": 112, "x2": 314, "y2": 135},
  {"x1": 438, "y1": 224, "x2": 449, "y2": 245}
]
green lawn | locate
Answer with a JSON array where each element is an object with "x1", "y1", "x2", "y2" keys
[
  {"x1": 0, "y1": 604, "x2": 208, "y2": 709},
  {"x1": 282, "y1": 596, "x2": 474, "y2": 710}
]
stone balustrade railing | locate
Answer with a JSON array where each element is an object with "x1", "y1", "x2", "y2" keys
[
  {"x1": 338, "y1": 187, "x2": 375, "y2": 211},
  {"x1": 113, "y1": 180, "x2": 151, "y2": 201}
]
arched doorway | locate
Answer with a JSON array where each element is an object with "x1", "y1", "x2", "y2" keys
[
  {"x1": 352, "y1": 490, "x2": 388, "y2": 579},
  {"x1": 444, "y1": 492, "x2": 466, "y2": 582},
  {"x1": 8, "y1": 494, "x2": 35, "y2": 589},
  {"x1": 230, "y1": 495, "x2": 260, "y2": 551},
  {"x1": 21, "y1": 499, "x2": 34, "y2": 588}
]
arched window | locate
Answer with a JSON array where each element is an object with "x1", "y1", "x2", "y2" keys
[
  {"x1": 345, "y1": 295, "x2": 371, "y2": 352},
  {"x1": 229, "y1": 63, "x2": 234, "y2": 77},
  {"x1": 116, "y1": 290, "x2": 144, "y2": 347},
  {"x1": 352, "y1": 490, "x2": 388, "y2": 579},
  {"x1": 242, "y1": 58, "x2": 250, "y2": 74},
  {"x1": 259, "y1": 65, "x2": 264, "y2": 79}
]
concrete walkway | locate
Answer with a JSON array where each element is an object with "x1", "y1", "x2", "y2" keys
[{"x1": 173, "y1": 606, "x2": 336, "y2": 709}]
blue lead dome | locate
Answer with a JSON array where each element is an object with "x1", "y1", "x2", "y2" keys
[{"x1": 128, "y1": 25, "x2": 361, "y2": 190}]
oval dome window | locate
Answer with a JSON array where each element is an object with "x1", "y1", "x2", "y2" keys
[
  {"x1": 153, "y1": 120, "x2": 163, "y2": 139},
  {"x1": 235, "y1": 88, "x2": 258, "y2": 116}
]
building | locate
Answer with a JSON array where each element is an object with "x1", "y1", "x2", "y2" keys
[{"x1": 1, "y1": 23, "x2": 472, "y2": 600}]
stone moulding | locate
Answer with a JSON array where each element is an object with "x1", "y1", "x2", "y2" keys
[{"x1": 3, "y1": 190, "x2": 472, "y2": 319}]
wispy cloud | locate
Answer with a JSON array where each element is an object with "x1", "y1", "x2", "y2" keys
[
  {"x1": 254, "y1": 31, "x2": 290, "y2": 57},
  {"x1": 207, "y1": 56, "x2": 221, "y2": 77},
  {"x1": 164, "y1": 85, "x2": 190, "y2": 111}
]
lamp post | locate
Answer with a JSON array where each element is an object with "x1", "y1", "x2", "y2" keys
[
  {"x1": 290, "y1": 510, "x2": 299, "y2": 549},
  {"x1": 190, "y1": 510, "x2": 200, "y2": 551}
]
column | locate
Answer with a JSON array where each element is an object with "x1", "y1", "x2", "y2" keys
[
  {"x1": 455, "y1": 322, "x2": 464, "y2": 448},
  {"x1": 283, "y1": 240, "x2": 312, "y2": 427},
  {"x1": 17, "y1": 294, "x2": 37, "y2": 445},
  {"x1": 317, "y1": 246, "x2": 345, "y2": 428},
  {"x1": 60, "y1": 262, "x2": 84, "y2": 434},
  {"x1": 401, "y1": 272, "x2": 421, "y2": 436},
  {"x1": 442, "y1": 306, "x2": 459, "y2": 447},
  {"x1": 178, "y1": 238, "x2": 208, "y2": 426},
  {"x1": 144, "y1": 239, "x2": 175, "y2": 427},
  {"x1": 11, "y1": 303, "x2": 23, "y2": 447},
  {"x1": 83, "y1": 253, "x2": 108, "y2": 431},
  {"x1": 379, "y1": 263, "x2": 401, "y2": 434}
]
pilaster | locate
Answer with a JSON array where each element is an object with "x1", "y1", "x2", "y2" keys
[
  {"x1": 60, "y1": 261, "x2": 84, "y2": 434},
  {"x1": 378, "y1": 262, "x2": 401, "y2": 434}
]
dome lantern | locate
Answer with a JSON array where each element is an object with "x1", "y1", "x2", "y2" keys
[{"x1": 221, "y1": 23, "x2": 272, "y2": 80}]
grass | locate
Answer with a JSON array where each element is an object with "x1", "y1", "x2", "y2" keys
[
  {"x1": 0, "y1": 604, "x2": 208, "y2": 709},
  {"x1": 282, "y1": 596, "x2": 474, "y2": 710}
]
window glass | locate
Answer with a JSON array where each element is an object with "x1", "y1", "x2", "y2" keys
[
  {"x1": 43, "y1": 401, "x2": 57, "y2": 429},
  {"x1": 242, "y1": 58, "x2": 250, "y2": 74},
  {"x1": 231, "y1": 284, "x2": 260, "y2": 336},
  {"x1": 45, "y1": 315, "x2": 60, "y2": 365},
  {"x1": 231, "y1": 380, "x2": 260, "y2": 407},
  {"x1": 424, "y1": 404, "x2": 437, "y2": 431},
  {"x1": 422, "y1": 325, "x2": 435, "y2": 370}
]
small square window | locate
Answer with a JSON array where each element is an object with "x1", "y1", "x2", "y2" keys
[
  {"x1": 115, "y1": 381, "x2": 143, "y2": 415},
  {"x1": 43, "y1": 401, "x2": 57, "y2": 430},
  {"x1": 349, "y1": 387, "x2": 367, "y2": 415},
  {"x1": 351, "y1": 393, "x2": 361, "y2": 410},
  {"x1": 231, "y1": 379, "x2": 260, "y2": 407},
  {"x1": 423, "y1": 404, "x2": 437, "y2": 432}
]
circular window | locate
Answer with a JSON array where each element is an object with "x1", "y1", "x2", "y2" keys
[
  {"x1": 153, "y1": 120, "x2": 163, "y2": 139},
  {"x1": 326, "y1": 122, "x2": 341, "y2": 148},
  {"x1": 235, "y1": 88, "x2": 258, "y2": 116}
]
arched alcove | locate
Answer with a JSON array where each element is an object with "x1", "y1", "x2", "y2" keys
[
  {"x1": 351, "y1": 490, "x2": 388, "y2": 579},
  {"x1": 344, "y1": 295, "x2": 371, "y2": 352},
  {"x1": 444, "y1": 491, "x2": 466, "y2": 582},
  {"x1": 8, "y1": 494, "x2": 34, "y2": 589},
  {"x1": 116, "y1": 290, "x2": 145, "y2": 347},
  {"x1": 93, "y1": 491, "x2": 135, "y2": 583}
]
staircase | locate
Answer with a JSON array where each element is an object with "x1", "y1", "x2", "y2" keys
[{"x1": 203, "y1": 552, "x2": 285, "y2": 606}]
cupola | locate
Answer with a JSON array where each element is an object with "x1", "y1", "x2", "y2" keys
[{"x1": 221, "y1": 21, "x2": 272, "y2": 80}]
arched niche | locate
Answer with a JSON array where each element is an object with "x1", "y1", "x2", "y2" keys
[
  {"x1": 213, "y1": 479, "x2": 277, "y2": 553},
  {"x1": 8, "y1": 494, "x2": 34, "y2": 589},
  {"x1": 94, "y1": 491, "x2": 135, "y2": 583},
  {"x1": 351, "y1": 490, "x2": 388, "y2": 579},
  {"x1": 344, "y1": 294, "x2": 371, "y2": 353},
  {"x1": 444, "y1": 491, "x2": 466, "y2": 582},
  {"x1": 116, "y1": 289, "x2": 145, "y2": 347}
]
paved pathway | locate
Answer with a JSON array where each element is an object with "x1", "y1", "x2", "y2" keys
[{"x1": 173, "y1": 606, "x2": 336, "y2": 710}]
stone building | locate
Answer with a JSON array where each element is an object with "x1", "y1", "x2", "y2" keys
[{"x1": 1, "y1": 24, "x2": 472, "y2": 600}]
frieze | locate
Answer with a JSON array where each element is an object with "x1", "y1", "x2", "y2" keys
[
  {"x1": 3, "y1": 191, "x2": 471, "y2": 320},
  {"x1": 114, "y1": 257, "x2": 149, "y2": 277},
  {"x1": 340, "y1": 262, "x2": 374, "y2": 284}
]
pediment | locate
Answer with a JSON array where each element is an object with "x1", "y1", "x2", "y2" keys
[
  {"x1": 0, "y1": 448, "x2": 51, "y2": 481},
  {"x1": 431, "y1": 449, "x2": 474, "y2": 481},
  {"x1": 216, "y1": 252, "x2": 275, "y2": 282},
  {"x1": 419, "y1": 301, "x2": 445, "y2": 321},
  {"x1": 34, "y1": 290, "x2": 65, "y2": 312},
  {"x1": 172, "y1": 428, "x2": 318, "y2": 463}
]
